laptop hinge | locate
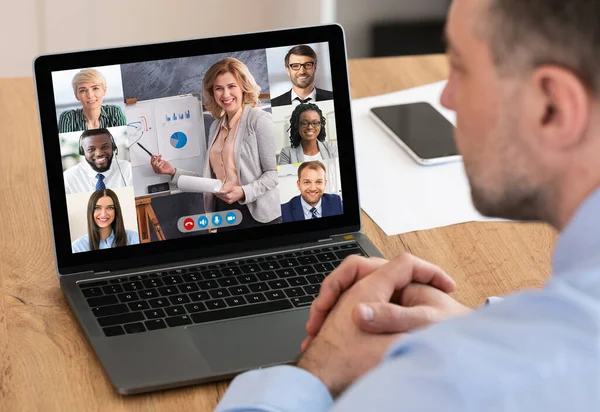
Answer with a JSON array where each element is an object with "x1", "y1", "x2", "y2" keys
[
  {"x1": 318, "y1": 237, "x2": 334, "y2": 242},
  {"x1": 94, "y1": 271, "x2": 111, "y2": 276}
]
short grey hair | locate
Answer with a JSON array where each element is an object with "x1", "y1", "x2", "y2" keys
[{"x1": 483, "y1": 0, "x2": 600, "y2": 94}]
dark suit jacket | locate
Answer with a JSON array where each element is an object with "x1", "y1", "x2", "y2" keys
[
  {"x1": 270, "y1": 87, "x2": 334, "y2": 107},
  {"x1": 281, "y1": 193, "x2": 344, "y2": 222}
]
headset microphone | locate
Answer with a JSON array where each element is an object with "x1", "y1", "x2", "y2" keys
[{"x1": 79, "y1": 129, "x2": 126, "y2": 186}]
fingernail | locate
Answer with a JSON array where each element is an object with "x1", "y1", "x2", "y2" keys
[{"x1": 359, "y1": 304, "x2": 374, "y2": 322}]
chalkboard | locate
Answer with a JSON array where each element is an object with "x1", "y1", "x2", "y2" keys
[{"x1": 121, "y1": 50, "x2": 270, "y2": 102}]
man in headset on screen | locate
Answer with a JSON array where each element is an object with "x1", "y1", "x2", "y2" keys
[{"x1": 63, "y1": 128, "x2": 133, "y2": 195}]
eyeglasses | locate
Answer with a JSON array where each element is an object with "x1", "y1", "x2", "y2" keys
[
  {"x1": 288, "y1": 61, "x2": 315, "y2": 71},
  {"x1": 299, "y1": 120, "x2": 322, "y2": 128}
]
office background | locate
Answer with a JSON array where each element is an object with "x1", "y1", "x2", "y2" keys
[{"x1": 1, "y1": 0, "x2": 450, "y2": 78}]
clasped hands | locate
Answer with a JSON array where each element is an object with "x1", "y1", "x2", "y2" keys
[{"x1": 297, "y1": 254, "x2": 471, "y2": 398}]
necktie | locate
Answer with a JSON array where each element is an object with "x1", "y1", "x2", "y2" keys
[
  {"x1": 310, "y1": 207, "x2": 318, "y2": 219},
  {"x1": 96, "y1": 174, "x2": 106, "y2": 190},
  {"x1": 295, "y1": 97, "x2": 312, "y2": 104}
]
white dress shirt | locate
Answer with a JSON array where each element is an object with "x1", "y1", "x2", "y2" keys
[
  {"x1": 291, "y1": 87, "x2": 317, "y2": 106},
  {"x1": 300, "y1": 196, "x2": 321, "y2": 219},
  {"x1": 63, "y1": 158, "x2": 133, "y2": 194}
]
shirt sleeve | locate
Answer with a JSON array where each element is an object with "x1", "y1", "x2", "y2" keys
[{"x1": 215, "y1": 365, "x2": 333, "y2": 412}]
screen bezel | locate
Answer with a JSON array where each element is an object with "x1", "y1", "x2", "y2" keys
[{"x1": 34, "y1": 24, "x2": 361, "y2": 275}]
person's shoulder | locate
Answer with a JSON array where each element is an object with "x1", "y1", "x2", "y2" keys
[
  {"x1": 247, "y1": 106, "x2": 272, "y2": 121},
  {"x1": 282, "y1": 195, "x2": 300, "y2": 208},
  {"x1": 72, "y1": 234, "x2": 90, "y2": 252},
  {"x1": 59, "y1": 109, "x2": 77, "y2": 118},
  {"x1": 125, "y1": 229, "x2": 140, "y2": 245},
  {"x1": 103, "y1": 104, "x2": 123, "y2": 111},
  {"x1": 323, "y1": 193, "x2": 342, "y2": 202},
  {"x1": 63, "y1": 162, "x2": 83, "y2": 177},
  {"x1": 315, "y1": 88, "x2": 334, "y2": 100},
  {"x1": 270, "y1": 91, "x2": 290, "y2": 107}
]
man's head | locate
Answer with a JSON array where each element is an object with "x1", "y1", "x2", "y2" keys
[
  {"x1": 285, "y1": 45, "x2": 318, "y2": 91},
  {"x1": 297, "y1": 161, "x2": 327, "y2": 207},
  {"x1": 79, "y1": 128, "x2": 115, "y2": 173},
  {"x1": 441, "y1": 0, "x2": 600, "y2": 228}
]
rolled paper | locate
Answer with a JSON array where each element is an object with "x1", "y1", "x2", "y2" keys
[{"x1": 178, "y1": 175, "x2": 223, "y2": 194}]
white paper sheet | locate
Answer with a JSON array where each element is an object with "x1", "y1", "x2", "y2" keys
[{"x1": 352, "y1": 80, "x2": 499, "y2": 235}]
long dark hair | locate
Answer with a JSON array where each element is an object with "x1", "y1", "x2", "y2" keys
[
  {"x1": 288, "y1": 103, "x2": 326, "y2": 148},
  {"x1": 86, "y1": 189, "x2": 127, "y2": 251}
]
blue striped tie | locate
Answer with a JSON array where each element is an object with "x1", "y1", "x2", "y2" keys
[
  {"x1": 96, "y1": 174, "x2": 106, "y2": 190},
  {"x1": 310, "y1": 207, "x2": 318, "y2": 219}
]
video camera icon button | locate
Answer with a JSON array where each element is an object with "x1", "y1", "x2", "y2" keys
[{"x1": 225, "y1": 212, "x2": 237, "y2": 225}]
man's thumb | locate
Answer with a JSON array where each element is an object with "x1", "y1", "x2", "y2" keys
[{"x1": 352, "y1": 303, "x2": 436, "y2": 334}]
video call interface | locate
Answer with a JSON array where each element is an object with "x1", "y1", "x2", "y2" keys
[{"x1": 52, "y1": 43, "x2": 344, "y2": 254}]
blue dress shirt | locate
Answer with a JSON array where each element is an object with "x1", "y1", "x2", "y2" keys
[
  {"x1": 72, "y1": 229, "x2": 140, "y2": 253},
  {"x1": 216, "y1": 187, "x2": 600, "y2": 411},
  {"x1": 301, "y1": 197, "x2": 322, "y2": 220}
]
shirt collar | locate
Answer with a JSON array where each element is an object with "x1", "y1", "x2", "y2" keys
[
  {"x1": 553, "y1": 187, "x2": 600, "y2": 274},
  {"x1": 291, "y1": 87, "x2": 316, "y2": 103},
  {"x1": 221, "y1": 105, "x2": 244, "y2": 130},
  {"x1": 300, "y1": 196, "x2": 322, "y2": 215},
  {"x1": 99, "y1": 230, "x2": 115, "y2": 247}
]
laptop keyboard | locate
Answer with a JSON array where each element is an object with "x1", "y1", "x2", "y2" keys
[{"x1": 78, "y1": 243, "x2": 365, "y2": 337}]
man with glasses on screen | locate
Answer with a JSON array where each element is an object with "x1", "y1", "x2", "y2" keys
[{"x1": 270, "y1": 45, "x2": 334, "y2": 107}]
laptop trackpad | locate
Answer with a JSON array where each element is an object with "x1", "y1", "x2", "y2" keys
[{"x1": 186, "y1": 308, "x2": 308, "y2": 374}]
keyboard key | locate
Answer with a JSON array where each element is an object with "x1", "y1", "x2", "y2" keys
[
  {"x1": 185, "y1": 302, "x2": 206, "y2": 313},
  {"x1": 246, "y1": 293, "x2": 266, "y2": 303},
  {"x1": 228, "y1": 285, "x2": 250, "y2": 296},
  {"x1": 335, "y1": 248, "x2": 364, "y2": 260},
  {"x1": 295, "y1": 266, "x2": 315, "y2": 276},
  {"x1": 237, "y1": 274, "x2": 258, "y2": 284},
  {"x1": 288, "y1": 276, "x2": 308, "y2": 286},
  {"x1": 169, "y1": 294, "x2": 191, "y2": 305},
  {"x1": 198, "y1": 280, "x2": 219, "y2": 290},
  {"x1": 109, "y1": 278, "x2": 123, "y2": 284},
  {"x1": 102, "y1": 284, "x2": 123, "y2": 294},
  {"x1": 218, "y1": 277, "x2": 239, "y2": 287},
  {"x1": 225, "y1": 296, "x2": 247, "y2": 306},
  {"x1": 257, "y1": 271, "x2": 277, "y2": 281},
  {"x1": 227, "y1": 260, "x2": 244, "y2": 267},
  {"x1": 123, "y1": 281, "x2": 143, "y2": 292},
  {"x1": 248, "y1": 282, "x2": 269, "y2": 292},
  {"x1": 275, "y1": 268, "x2": 296, "y2": 278},
  {"x1": 178, "y1": 283, "x2": 199, "y2": 293},
  {"x1": 98, "y1": 312, "x2": 144, "y2": 327},
  {"x1": 267, "y1": 279, "x2": 289, "y2": 290},
  {"x1": 283, "y1": 252, "x2": 302, "y2": 258},
  {"x1": 302, "y1": 249, "x2": 318, "y2": 255},
  {"x1": 165, "y1": 315, "x2": 192, "y2": 327},
  {"x1": 143, "y1": 278, "x2": 164, "y2": 288},
  {"x1": 79, "y1": 280, "x2": 108, "y2": 288},
  {"x1": 139, "y1": 289, "x2": 159, "y2": 299},
  {"x1": 240, "y1": 264, "x2": 261, "y2": 274},
  {"x1": 149, "y1": 298, "x2": 170, "y2": 308},
  {"x1": 92, "y1": 303, "x2": 129, "y2": 317},
  {"x1": 145, "y1": 319, "x2": 167, "y2": 331},
  {"x1": 259, "y1": 261, "x2": 280, "y2": 271},
  {"x1": 291, "y1": 295, "x2": 315, "y2": 307},
  {"x1": 117, "y1": 292, "x2": 139, "y2": 303},
  {"x1": 182, "y1": 272, "x2": 201, "y2": 283},
  {"x1": 303, "y1": 285, "x2": 320, "y2": 295},
  {"x1": 209, "y1": 288, "x2": 230, "y2": 299},
  {"x1": 191, "y1": 300, "x2": 293, "y2": 324},
  {"x1": 340, "y1": 243, "x2": 358, "y2": 249},
  {"x1": 221, "y1": 267, "x2": 242, "y2": 277},
  {"x1": 124, "y1": 322, "x2": 146, "y2": 334},
  {"x1": 102, "y1": 325, "x2": 125, "y2": 337},
  {"x1": 128, "y1": 274, "x2": 149, "y2": 281},
  {"x1": 314, "y1": 262, "x2": 335, "y2": 273},
  {"x1": 165, "y1": 306, "x2": 186, "y2": 316},
  {"x1": 144, "y1": 309, "x2": 166, "y2": 319},
  {"x1": 264, "y1": 291, "x2": 286, "y2": 301},
  {"x1": 201, "y1": 270, "x2": 222, "y2": 280},
  {"x1": 169, "y1": 268, "x2": 187, "y2": 275},
  {"x1": 87, "y1": 295, "x2": 118, "y2": 307},
  {"x1": 82, "y1": 287, "x2": 103, "y2": 298},
  {"x1": 189, "y1": 291, "x2": 211, "y2": 302},
  {"x1": 284, "y1": 287, "x2": 305, "y2": 298},
  {"x1": 206, "y1": 299, "x2": 227, "y2": 310},
  {"x1": 279, "y1": 258, "x2": 299, "y2": 268},
  {"x1": 158, "y1": 286, "x2": 179, "y2": 296},
  {"x1": 128, "y1": 301, "x2": 150, "y2": 311},
  {"x1": 208, "y1": 263, "x2": 225, "y2": 269},
  {"x1": 298, "y1": 256, "x2": 318, "y2": 265},
  {"x1": 164, "y1": 275, "x2": 183, "y2": 285},
  {"x1": 316, "y1": 253, "x2": 337, "y2": 262},
  {"x1": 247, "y1": 257, "x2": 265, "y2": 263}
]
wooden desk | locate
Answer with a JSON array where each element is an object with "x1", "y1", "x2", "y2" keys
[{"x1": 0, "y1": 55, "x2": 556, "y2": 411}]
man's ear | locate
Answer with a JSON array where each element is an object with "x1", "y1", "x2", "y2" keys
[
  {"x1": 529, "y1": 65, "x2": 590, "y2": 150},
  {"x1": 297, "y1": 179, "x2": 301, "y2": 191}
]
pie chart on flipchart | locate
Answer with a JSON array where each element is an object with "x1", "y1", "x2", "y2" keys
[{"x1": 170, "y1": 131, "x2": 187, "y2": 149}]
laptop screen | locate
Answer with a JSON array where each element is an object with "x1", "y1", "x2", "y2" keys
[{"x1": 49, "y1": 41, "x2": 348, "y2": 255}]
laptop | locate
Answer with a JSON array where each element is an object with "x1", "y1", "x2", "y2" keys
[{"x1": 33, "y1": 24, "x2": 384, "y2": 395}]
